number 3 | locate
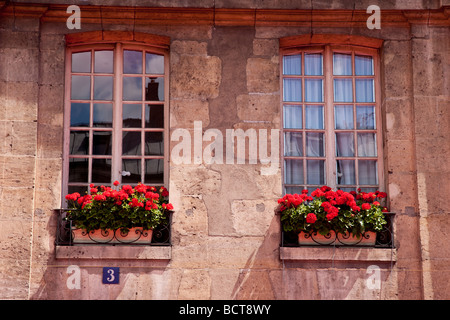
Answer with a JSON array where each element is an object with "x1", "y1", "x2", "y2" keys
[{"x1": 107, "y1": 269, "x2": 115, "y2": 282}]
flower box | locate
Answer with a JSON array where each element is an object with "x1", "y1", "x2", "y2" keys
[
  {"x1": 298, "y1": 230, "x2": 376, "y2": 246},
  {"x1": 72, "y1": 227, "x2": 153, "y2": 245}
]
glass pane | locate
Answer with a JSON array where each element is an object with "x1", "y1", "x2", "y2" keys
[
  {"x1": 360, "y1": 187, "x2": 377, "y2": 193},
  {"x1": 94, "y1": 76, "x2": 113, "y2": 100},
  {"x1": 122, "y1": 159, "x2": 141, "y2": 183},
  {"x1": 333, "y1": 53, "x2": 352, "y2": 75},
  {"x1": 123, "y1": 77, "x2": 142, "y2": 101},
  {"x1": 70, "y1": 103, "x2": 90, "y2": 127},
  {"x1": 335, "y1": 132, "x2": 354, "y2": 157},
  {"x1": 283, "y1": 55, "x2": 301, "y2": 75},
  {"x1": 123, "y1": 104, "x2": 142, "y2": 128},
  {"x1": 92, "y1": 159, "x2": 112, "y2": 183},
  {"x1": 283, "y1": 105, "x2": 302, "y2": 129},
  {"x1": 69, "y1": 158, "x2": 88, "y2": 183},
  {"x1": 284, "y1": 159, "x2": 303, "y2": 185},
  {"x1": 284, "y1": 132, "x2": 303, "y2": 157},
  {"x1": 94, "y1": 50, "x2": 113, "y2": 74},
  {"x1": 145, "y1": 159, "x2": 164, "y2": 184},
  {"x1": 305, "y1": 105, "x2": 324, "y2": 129},
  {"x1": 93, "y1": 103, "x2": 112, "y2": 128},
  {"x1": 72, "y1": 51, "x2": 91, "y2": 73},
  {"x1": 123, "y1": 50, "x2": 142, "y2": 74},
  {"x1": 145, "y1": 132, "x2": 164, "y2": 156},
  {"x1": 355, "y1": 79, "x2": 374, "y2": 102},
  {"x1": 283, "y1": 79, "x2": 302, "y2": 102},
  {"x1": 93, "y1": 131, "x2": 112, "y2": 155},
  {"x1": 284, "y1": 186, "x2": 304, "y2": 195},
  {"x1": 334, "y1": 79, "x2": 353, "y2": 102},
  {"x1": 145, "y1": 77, "x2": 164, "y2": 101},
  {"x1": 71, "y1": 75, "x2": 91, "y2": 100},
  {"x1": 357, "y1": 133, "x2": 377, "y2": 157},
  {"x1": 122, "y1": 131, "x2": 141, "y2": 156},
  {"x1": 356, "y1": 106, "x2": 375, "y2": 129},
  {"x1": 146, "y1": 53, "x2": 164, "y2": 74},
  {"x1": 355, "y1": 55, "x2": 373, "y2": 75},
  {"x1": 336, "y1": 160, "x2": 355, "y2": 185},
  {"x1": 69, "y1": 131, "x2": 89, "y2": 155},
  {"x1": 307, "y1": 160, "x2": 325, "y2": 185},
  {"x1": 334, "y1": 105, "x2": 354, "y2": 129},
  {"x1": 68, "y1": 185, "x2": 88, "y2": 196},
  {"x1": 304, "y1": 79, "x2": 323, "y2": 102},
  {"x1": 304, "y1": 53, "x2": 322, "y2": 75},
  {"x1": 306, "y1": 132, "x2": 324, "y2": 157},
  {"x1": 358, "y1": 160, "x2": 378, "y2": 185},
  {"x1": 145, "y1": 104, "x2": 164, "y2": 128}
]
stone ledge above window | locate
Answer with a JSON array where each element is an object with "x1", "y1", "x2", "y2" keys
[
  {"x1": 280, "y1": 246, "x2": 396, "y2": 262},
  {"x1": 55, "y1": 245, "x2": 171, "y2": 260}
]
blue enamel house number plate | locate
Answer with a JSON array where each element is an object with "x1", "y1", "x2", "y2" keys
[{"x1": 102, "y1": 267, "x2": 119, "y2": 284}]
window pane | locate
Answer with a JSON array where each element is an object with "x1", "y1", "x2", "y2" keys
[
  {"x1": 285, "y1": 186, "x2": 304, "y2": 195},
  {"x1": 356, "y1": 106, "x2": 375, "y2": 129},
  {"x1": 70, "y1": 103, "x2": 90, "y2": 127},
  {"x1": 283, "y1": 105, "x2": 302, "y2": 129},
  {"x1": 123, "y1": 77, "x2": 142, "y2": 101},
  {"x1": 68, "y1": 185, "x2": 88, "y2": 196},
  {"x1": 333, "y1": 53, "x2": 352, "y2": 75},
  {"x1": 307, "y1": 160, "x2": 325, "y2": 185},
  {"x1": 357, "y1": 133, "x2": 377, "y2": 157},
  {"x1": 358, "y1": 160, "x2": 378, "y2": 185},
  {"x1": 334, "y1": 105, "x2": 354, "y2": 129},
  {"x1": 124, "y1": 50, "x2": 142, "y2": 74},
  {"x1": 306, "y1": 132, "x2": 324, "y2": 157},
  {"x1": 69, "y1": 158, "x2": 88, "y2": 182},
  {"x1": 284, "y1": 132, "x2": 303, "y2": 157},
  {"x1": 146, "y1": 53, "x2": 164, "y2": 74},
  {"x1": 93, "y1": 131, "x2": 112, "y2": 155},
  {"x1": 335, "y1": 132, "x2": 354, "y2": 157},
  {"x1": 93, "y1": 103, "x2": 112, "y2": 128},
  {"x1": 355, "y1": 79, "x2": 374, "y2": 102},
  {"x1": 92, "y1": 159, "x2": 112, "y2": 183},
  {"x1": 145, "y1": 159, "x2": 164, "y2": 184},
  {"x1": 283, "y1": 55, "x2": 301, "y2": 75},
  {"x1": 145, "y1": 132, "x2": 164, "y2": 156},
  {"x1": 122, "y1": 159, "x2": 141, "y2": 183},
  {"x1": 336, "y1": 160, "x2": 355, "y2": 185},
  {"x1": 72, "y1": 51, "x2": 91, "y2": 73},
  {"x1": 334, "y1": 79, "x2": 353, "y2": 102},
  {"x1": 284, "y1": 159, "x2": 303, "y2": 185},
  {"x1": 355, "y1": 55, "x2": 373, "y2": 75},
  {"x1": 283, "y1": 79, "x2": 302, "y2": 102},
  {"x1": 71, "y1": 75, "x2": 91, "y2": 100},
  {"x1": 123, "y1": 104, "x2": 142, "y2": 128},
  {"x1": 145, "y1": 104, "x2": 164, "y2": 128},
  {"x1": 304, "y1": 79, "x2": 323, "y2": 102},
  {"x1": 94, "y1": 50, "x2": 113, "y2": 74},
  {"x1": 94, "y1": 76, "x2": 113, "y2": 100},
  {"x1": 145, "y1": 77, "x2": 164, "y2": 101},
  {"x1": 305, "y1": 105, "x2": 324, "y2": 129},
  {"x1": 304, "y1": 53, "x2": 322, "y2": 75},
  {"x1": 122, "y1": 131, "x2": 141, "y2": 156},
  {"x1": 70, "y1": 131, "x2": 89, "y2": 155}
]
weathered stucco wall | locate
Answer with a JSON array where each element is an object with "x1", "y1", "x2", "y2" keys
[{"x1": 0, "y1": 1, "x2": 449, "y2": 300}]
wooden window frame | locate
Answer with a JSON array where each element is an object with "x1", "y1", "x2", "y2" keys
[
  {"x1": 62, "y1": 34, "x2": 170, "y2": 203},
  {"x1": 280, "y1": 42, "x2": 384, "y2": 193}
]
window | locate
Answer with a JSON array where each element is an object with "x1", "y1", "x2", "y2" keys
[
  {"x1": 63, "y1": 40, "x2": 169, "y2": 198},
  {"x1": 281, "y1": 45, "x2": 383, "y2": 194}
]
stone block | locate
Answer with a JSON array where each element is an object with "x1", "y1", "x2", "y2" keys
[
  {"x1": 384, "y1": 98, "x2": 414, "y2": 140},
  {"x1": 253, "y1": 38, "x2": 279, "y2": 56},
  {"x1": 39, "y1": 49, "x2": 65, "y2": 86},
  {"x1": 2, "y1": 48, "x2": 39, "y2": 82},
  {"x1": 231, "y1": 199, "x2": 276, "y2": 236},
  {"x1": 382, "y1": 40, "x2": 413, "y2": 98},
  {"x1": 0, "y1": 156, "x2": 36, "y2": 188},
  {"x1": 170, "y1": 99, "x2": 210, "y2": 128},
  {"x1": 0, "y1": 187, "x2": 34, "y2": 220},
  {"x1": 171, "y1": 40, "x2": 208, "y2": 55},
  {"x1": 177, "y1": 269, "x2": 211, "y2": 300},
  {"x1": 172, "y1": 195, "x2": 208, "y2": 236},
  {"x1": 236, "y1": 93, "x2": 280, "y2": 122},
  {"x1": 170, "y1": 164, "x2": 221, "y2": 196},
  {"x1": 4, "y1": 81, "x2": 38, "y2": 122},
  {"x1": 38, "y1": 84, "x2": 64, "y2": 126},
  {"x1": 246, "y1": 57, "x2": 279, "y2": 93}
]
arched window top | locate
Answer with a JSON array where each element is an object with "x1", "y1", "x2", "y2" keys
[
  {"x1": 280, "y1": 34, "x2": 383, "y2": 50},
  {"x1": 65, "y1": 31, "x2": 170, "y2": 49}
]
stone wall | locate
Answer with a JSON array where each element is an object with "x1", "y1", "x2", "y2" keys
[{"x1": 0, "y1": 1, "x2": 449, "y2": 300}]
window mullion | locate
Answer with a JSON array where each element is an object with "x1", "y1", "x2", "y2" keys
[
  {"x1": 324, "y1": 45, "x2": 336, "y2": 190},
  {"x1": 112, "y1": 43, "x2": 123, "y2": 183}
]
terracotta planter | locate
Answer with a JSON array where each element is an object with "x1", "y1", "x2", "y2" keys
[
  {"x1": 298, "y1": 230, "x2": 376, "y2": 246},
  {"x1": 72, "y1": 227, "x2": 153, "y2": 245}
]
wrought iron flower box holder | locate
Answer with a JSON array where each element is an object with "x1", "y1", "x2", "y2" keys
[
  {"x1": 55, "y1": 209, "x2": 172, "y2": 246},
  {"x1": 281, "y1": 212, "x2": 395, "y2": 248}
]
